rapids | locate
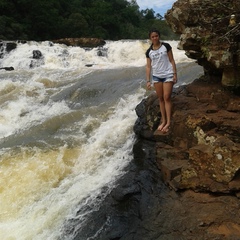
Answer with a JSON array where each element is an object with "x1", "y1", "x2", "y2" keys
[{"x1": 0, "y1": 39, "x2": 203, "y2": 239}]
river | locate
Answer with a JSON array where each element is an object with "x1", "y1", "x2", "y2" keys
[{"x1": 0, "y1": 39, "x2": 203, "y2": 239}]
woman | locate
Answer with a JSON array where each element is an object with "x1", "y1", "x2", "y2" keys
[{"x1": 146, "y1": 29, "x2": 177, "y2": 133}]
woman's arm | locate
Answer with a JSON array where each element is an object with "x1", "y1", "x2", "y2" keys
[
  {"x1": 146, "y1": 57, "x2": 152, "y2": 89},
  {"x1": 168, "y1": 50, "x2": 177, "y2": 83}
]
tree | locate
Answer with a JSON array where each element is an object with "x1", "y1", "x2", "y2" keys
[
  {"x1": 141, "y1": 8, "x2": 155, "y2": 20},
  {"x1": 0, "y1": 0, "x2": 178, "y2": 40}
]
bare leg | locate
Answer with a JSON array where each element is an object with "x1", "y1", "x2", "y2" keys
[
  {"x1": 158, "y1": 99, "x2": 166, "y2": 130},
  {"x1": 161, "y1": 82, "x2": 173, "y2": 132},
  {"x1": 154, "y1": 82, "x2": 166, "y2": 131}
]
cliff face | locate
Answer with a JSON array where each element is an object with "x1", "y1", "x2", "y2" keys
[
  {"x1": 130, "y1": 76, "x2": 240, "y2": 239},
  {"x1": 134, "y1": 77, "x2": 240, "y2": 193},
  {"x1": 165, "y1": 0, "x2": 240, "y2": 89}
]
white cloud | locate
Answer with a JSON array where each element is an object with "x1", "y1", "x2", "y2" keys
[
  {"x1": 136, "y1": 0, "x2": 175, "y2": 9},
  {"x1": 136, "y1": 0, "x2": 176, "y2": 15}
]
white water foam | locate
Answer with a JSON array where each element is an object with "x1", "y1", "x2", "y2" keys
[
  {"x1": 0, "y1": 40, "x2": 192, "y2": 71},
  {"x1": 0, "y1": 87, "x2": 145, "y2": 240}
]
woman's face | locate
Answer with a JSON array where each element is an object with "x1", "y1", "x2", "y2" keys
[{"x1": 150, "y1": 32, "x2": 160, "y2": 44}]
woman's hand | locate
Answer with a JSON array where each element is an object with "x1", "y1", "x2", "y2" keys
[
  {"x1": 146, "y1": 81, "x2": 151, "y2": 90},
  {"x1": 173, "y1": 74, "x2": 177, "y2": 84}
]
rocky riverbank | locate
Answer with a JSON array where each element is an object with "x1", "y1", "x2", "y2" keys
[
  {"x1": 132, "y1": 75, "x2": 240, "y2": 239},
  {"x1": 143, "y1": 76, "x2": 240, "y2": 194},
  {"x1": 69, "y1": 75, "x2": 240, "y2": 240}
]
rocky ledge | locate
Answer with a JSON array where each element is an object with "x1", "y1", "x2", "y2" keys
[
  {"x1": 165, "y1": 0, "x2": 240, "y2": 89},
  {"x1": 134, "y1": 76, "x2": 240, "y2": 194}
]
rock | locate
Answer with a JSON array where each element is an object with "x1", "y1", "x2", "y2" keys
[
  {"x1": 165, "y1": 0, "x2": 240, "y2": 88},
  {"x1": 159, "y1": 159, "x2": 189, "y2": 190},
  {"x1": 135, "y1": 76, "x2": 240, "y2": 193},
  {"x1": 2, "y1": 42, "x2": 17, "y2": 52},
  {"x1": 0, "y1": 41, "x2": 17, "y2": 58},
  {"x1": 32, "y1": 50, "x2": 43, "y2": 59},
  {"x1": 0, "y1": 67, "x2": 14, "y2": 71},
  {"x1": 69, "y1": 137, "x2": 240, "y2": 240},
  {"x1": 111, "y1": 183, "x2": 141, "y2": 202},
  {"x1": 30, "y1": 50, "x2": 44, "y2": 68},
  {"x1": 133, "y1": 93, "x2": 161, "y2": 140},
  {"x1": 52, "y1": 37, "x2": 106, "y2": 48}
]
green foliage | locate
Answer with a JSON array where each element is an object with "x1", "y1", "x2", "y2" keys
[{"x1": 0, "y1": 0, "x2": 178, "y2": 40}]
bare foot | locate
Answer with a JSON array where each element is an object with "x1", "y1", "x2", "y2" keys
[
  {"x1": 162, "y1": 124, "x2": 170, "y2": 133},
  {"x1": 157, "y1": 122, "x2": 166, "y2": 131}
]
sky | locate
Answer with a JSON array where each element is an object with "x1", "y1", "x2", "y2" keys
[{"x1": 136, "y1": 0, "x2": 176, "y2": 17}]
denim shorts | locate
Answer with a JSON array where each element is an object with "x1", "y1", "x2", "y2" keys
[{"x1": 152, "y1": 75, "x2": 174, "y2": 83}]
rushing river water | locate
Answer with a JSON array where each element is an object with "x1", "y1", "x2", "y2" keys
[{"x1": 0, "y1": 39, "x2": 203, "y2": 239}]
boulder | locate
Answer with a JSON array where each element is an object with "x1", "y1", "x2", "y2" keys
[
  {"x1": 165, "y1": 0, "x2": 240, "y2": 88},
  {"x1": 0, "y1": 41, "x2": 17, "y2": 58},
  {"x1": 0, "y1": 67, "x2": 14, "y2": 71}
]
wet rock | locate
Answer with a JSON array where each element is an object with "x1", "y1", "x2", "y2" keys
[
  {"x1": 4, "y1": 42, "x2": 17, "y2": 52},
  {"x1": 133, "y1": 95, "x2": 161, "y2": 140},
  {"x1": 0, "y1": 67, "x2": 14, "y2": 71},
  {"x1": 69, "y1": 137, "x2": 240, "y2": 240},
  {"x1": 32, "y1": 50, "x2": 43, "y2": 59},
  {"x1": 0, "y1": 41, "x2": 17, "y2": 58},
  {"x1": 30, "y1": 50, "x2": 44, "y2": 68}
]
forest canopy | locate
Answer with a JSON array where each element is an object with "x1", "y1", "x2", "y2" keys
[{"x1": 0, "y1": 0, "x2": 179, "y2": 41}]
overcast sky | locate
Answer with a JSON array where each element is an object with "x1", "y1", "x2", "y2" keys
[{"x1": 136, "y1": 0, "x2": 176, "y2": 16}]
